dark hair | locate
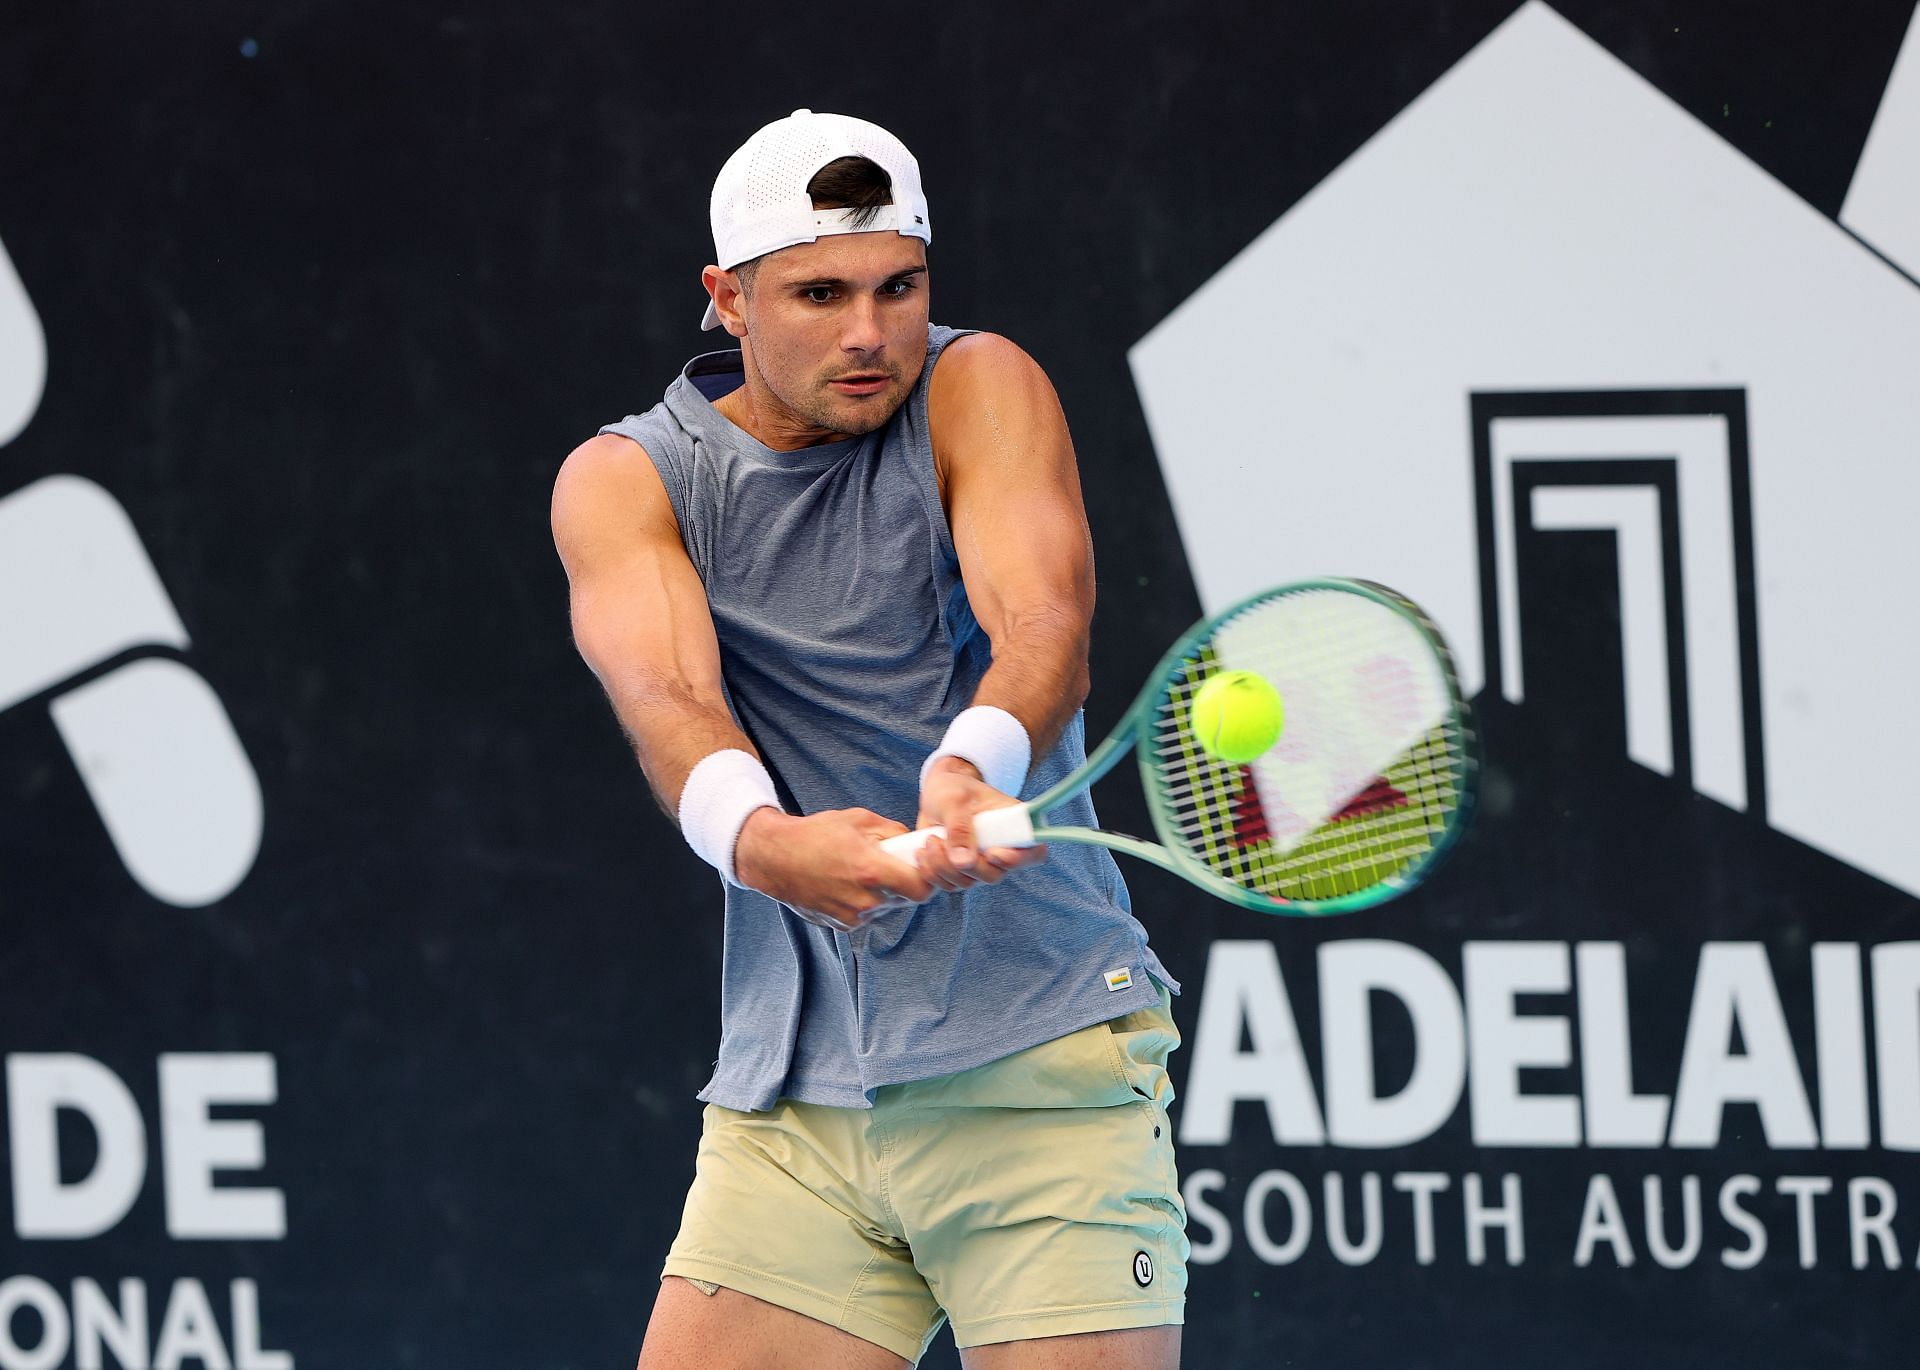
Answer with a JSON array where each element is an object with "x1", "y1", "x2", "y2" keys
[
  {"x1": 805, "y1": 155, "x2": 894, "y2": 226},
  {"x1": 734, "y1": 156, "x2": 897, "y2": 292}
]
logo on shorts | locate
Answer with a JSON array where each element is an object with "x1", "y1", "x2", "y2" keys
[
  {"x1": 1133, "y1": 1250, "x2": 1155, "y2": 1287},
  {"x1": 1104, "y1": 967, "x2": 1133, "y2": 992}
]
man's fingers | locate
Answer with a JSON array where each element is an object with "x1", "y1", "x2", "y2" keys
[
  {"x1": 918, "y1": 834, "x2": 981, "y2": 893},
  {"x1": 875, "y1": 852, "x2": 935, "y2": 905},
  {"x1": 984, "y1": 843, "x2": 1048, "y2": 871},
  {"x1": 944, "y1": 814, "x2": 977, "y2": 871}
]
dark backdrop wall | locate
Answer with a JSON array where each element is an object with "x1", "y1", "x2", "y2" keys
[{"x1": 3, "y1": 2, "x2": 1918, "y2": 1367}]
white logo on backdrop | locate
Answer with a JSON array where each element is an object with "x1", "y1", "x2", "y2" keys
[
  {"x1": 0, "y1": 238, "x2": 261, "y2": 907},
  {"x1": 1, "y1": 245, "x2": 288, "y2": 1363},
  {"x1": 1129, "y1": 0, "x2": 1920, "y2": 897},
  {"x1": 1470, "y1": 388, "x2": 1767, "y2": 817}
]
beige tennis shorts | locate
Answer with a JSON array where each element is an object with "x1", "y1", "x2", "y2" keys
[{"x1": 661, "y1": 986, "x2": 1187, "y2": 1361}]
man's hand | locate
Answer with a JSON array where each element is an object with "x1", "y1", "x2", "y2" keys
[
  {"x1": 912, "y1": 756, "x2": 1049, "y2": 893},
  {"x1": 733, "y1": 807, "x2": 936, "y2": 932}
]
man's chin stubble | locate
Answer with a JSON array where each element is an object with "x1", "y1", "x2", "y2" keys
[{"x1": 807, "y1": 391, "x2": 904, "y2": 437}]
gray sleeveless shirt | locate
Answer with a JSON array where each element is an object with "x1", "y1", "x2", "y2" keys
[{"x1": 600, "y1": 324, "x2": 1175, "y2": 1112}]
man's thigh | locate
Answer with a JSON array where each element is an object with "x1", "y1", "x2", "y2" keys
[
  {"x1": 961, "y1": 1326, "x2": 1181, "y2": 1370},
  {"x1": 637, "y1": 1278, "x2": 911, "y2": 1370},
  {"x1": 890, "y1": 993, "x2": 1188, "y2": 1354},
  {"x1": 660, "y1": 1102, "x2": 945, "y2": 1361}
]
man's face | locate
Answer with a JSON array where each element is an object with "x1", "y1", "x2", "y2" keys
[{"x1": 721, "y1": 231, "x2": 930, "y2": 441}]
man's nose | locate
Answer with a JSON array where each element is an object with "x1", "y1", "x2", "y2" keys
[{"x1": 841, "y1": 295, "x2": 884, "y2": 354}]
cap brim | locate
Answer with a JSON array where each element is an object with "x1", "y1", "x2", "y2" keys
[{"x1": 700, "y1": 298, "x2": 722, "y2": 331}]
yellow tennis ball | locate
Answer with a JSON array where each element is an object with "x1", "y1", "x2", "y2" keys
[{"x1": 1189, "y1": 670, "x2": 1285, "y2": 762}]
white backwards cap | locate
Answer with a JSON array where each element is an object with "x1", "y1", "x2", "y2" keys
[{"x1": 702, "y1": 109, "x2": 932, "y2": 330}]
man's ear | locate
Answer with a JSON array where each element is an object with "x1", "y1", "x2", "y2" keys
[{"x1": 701, "y1": 265, "x2": 749, "y2": 339}]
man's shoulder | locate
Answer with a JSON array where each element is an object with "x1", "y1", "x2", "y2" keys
[
  {"x1": 591, "y1": 372, "x2": 711, "y2": 480},
  {"x1": 931, "y1": 329, "x2": 1030, "y2": 375},
  {"x1": 927, "y1": 331, "x2": 1057, "y2": 415},
  {"x1": 563, "y1": 429, "x2": 652, "y2": 471},
  {"x1": 552, "y1": 432, "x2": 677, "y2": 538},
  {"x1": 596, "y1": 381, "x2": 682, "y2": 445}
]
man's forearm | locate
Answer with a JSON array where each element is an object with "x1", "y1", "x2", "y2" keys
[
  {"x1": 966, "y1": 606, "x2": 1090, "y2": 761},
  {"x1": 603, "y1": 672, "x2": 764, "y2": 820}
]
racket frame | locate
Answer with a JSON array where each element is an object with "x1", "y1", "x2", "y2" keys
[{"x1": 1013, "y1": 577, "x2": 1476, "y2": 916}]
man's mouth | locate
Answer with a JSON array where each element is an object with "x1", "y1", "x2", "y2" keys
[{"x1": 829, "y1": 373, "x2": 891, "y2": 396}]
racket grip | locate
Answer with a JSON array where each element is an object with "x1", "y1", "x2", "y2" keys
[
  {"x1": 878, "y1": 805, "x2": 1036, "y2": 862},
  {"x1": 879, "y1": 827, "x2": 941, "y2": 861},
  {"x1": 975, "y1": 804, "x2": 1037, "y2": 849}
]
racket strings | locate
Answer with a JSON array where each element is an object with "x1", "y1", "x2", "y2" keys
[
  {"x1": 1144, "y1": 588, "x2": 1469, "y2": 905},
  {"x1": 1160, "y1": 747, "x2": 1452, "y2": 893}
]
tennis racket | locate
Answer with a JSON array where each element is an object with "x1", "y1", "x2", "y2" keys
[{"x1": 881, "y1": 578, "x2": 1475, "y2": 916}]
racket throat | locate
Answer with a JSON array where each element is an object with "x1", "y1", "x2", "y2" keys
[{"x1": 1031, "y1": 824, "x2": 1189, "y2": 878}]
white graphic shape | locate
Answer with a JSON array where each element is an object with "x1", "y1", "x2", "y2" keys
[
  {"x1": 1130, "y1": 1, "x2": 1920, "y2": 895},
  {"x1": 1215, "y1": 594, "x2": 1448, "y2": 848},
  {"x1": 1842, "y1": 5, "x2": 1920, "y2": 279},
  {"x1": 1494, "y1": 415, "x2": 1749, "y2": 812},
  {"x1": 50, "y1": 658, "x2": 263, "y2": 908},
  {"x1": 1529, "y1": 485, "x2": 1674, "y2": 780},
  {"x1": 0, "y1": 1278, "x2": 69, "y2": 1368},
  {"x1": 0, "y1": 476, "x2": 189, "y2": 712},
  {"x1": 6, "y1": 1054, "x2": 148, "y2": 1239},
  {"x1": 0, "y1": 476, "x2": 261, "y2": 905},
  {"x1": 0, "y1": 236, "x2": 46, "y2": 448},
  {"x1": 160, "y1": 1054, "x2": 285, "y2": 1238}
]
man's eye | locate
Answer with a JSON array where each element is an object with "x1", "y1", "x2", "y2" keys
[
  {"x1": 804, "y1": 287, "x2": 835, "y2": 304},
  {"x1": 881, "y1": 278, "x2": 917, "y2": 297}
]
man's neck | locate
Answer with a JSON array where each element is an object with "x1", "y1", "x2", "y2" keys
[{"x1": 711, "y1": 370, "x2": 849, "y2": 452}]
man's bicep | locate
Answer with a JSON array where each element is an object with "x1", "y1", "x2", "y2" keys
[
  {"x1": 931, "y1": 335, "x2": 1096, "y2": 641},
  {"x1": 552, "y1": 435, "x2": 726, "y2": 709},
  {"x1": 568, "y1": 545, "x2": 727, "y2": 713}
]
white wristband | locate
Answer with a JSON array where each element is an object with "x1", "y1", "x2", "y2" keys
[
  {"x1": 921, "y1": 705, "x2": 1032, "y2": 799},
  {"x1": 677, "y1": 749, "x2": 783, "y2": 887}
]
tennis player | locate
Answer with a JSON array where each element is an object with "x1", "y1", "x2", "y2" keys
[{"x1": 552, "y1": 110, "x2": 1185, "y2": 1369}]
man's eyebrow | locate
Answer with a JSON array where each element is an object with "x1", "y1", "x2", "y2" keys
[{"x1": 783, "y1": 266, "x2": 928, "y2": 290}]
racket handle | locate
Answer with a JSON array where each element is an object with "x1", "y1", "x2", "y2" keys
[
  {"x1": 878, "y1": 828, "x2": 939, "y2": 860},
  {"x1": 879, "y1": 804, "x2": 1037, "y2": 861}
]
